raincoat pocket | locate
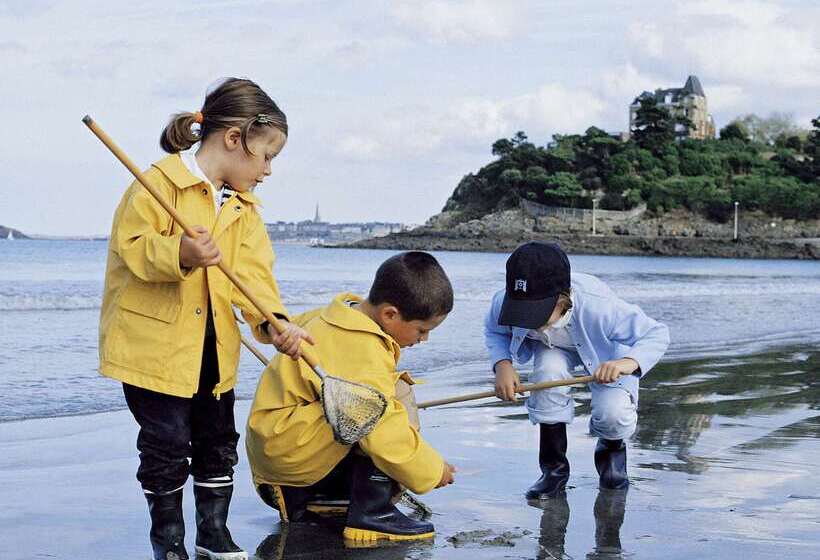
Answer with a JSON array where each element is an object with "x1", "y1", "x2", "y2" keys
[{"x1": 118, "y1": 279, "x2": 181, "y2": 323}]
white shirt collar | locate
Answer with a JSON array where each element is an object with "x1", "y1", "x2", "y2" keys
[{"x1": 180, "y1": 150, "x2": 222, "y2": 210}]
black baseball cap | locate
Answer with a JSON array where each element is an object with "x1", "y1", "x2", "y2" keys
[{"x1": 498, "y1": 242, "x2": 571, "y2": 329}]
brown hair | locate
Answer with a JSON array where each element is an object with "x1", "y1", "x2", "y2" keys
[
  {"x1": 368, "y1": 252, "x2": 454, "y2": 321},
  {"x1": 160, "y1": 77, "x2": 288, "y2": 154},
  {"x1": 555, "y1": 290, "x2": 573, "y2": 315}
]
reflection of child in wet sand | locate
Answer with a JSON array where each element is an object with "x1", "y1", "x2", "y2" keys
[
  {"x1": 246, "y1": 252, "x2": 457, "y2": 544},
  {"x1": 485, "y1": 242, "x2": 669, "y2": 496}
]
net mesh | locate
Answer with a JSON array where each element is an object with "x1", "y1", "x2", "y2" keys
[{"x1": 321, "y1": 375, "x2": 388, "y2": 446}]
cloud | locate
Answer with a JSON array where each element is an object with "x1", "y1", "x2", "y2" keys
[
  {"x1": 705, "y1": 84, "x2": 748, "y2": 112},
  {"x1": 627, "y1": 22, "x2": 664, "y2": 58},
  {"x1": 627, "y1": 1, "x2": 820, "y2": 89},
  {"x1": 387, "y1": 0, "x2": 524, "y2": 43},
  {"x1": 597, "y1": 63, "x2": 665, "y2": 103},
  {"x1": 677, "y1": 0, "x2": 783, "y2": 27},
  {"x1": 334, "y1": 83, "x2": 607, "y2": 161},
  {"x1": 680, "y1": 25, "x2": 819, "y2": 88}
]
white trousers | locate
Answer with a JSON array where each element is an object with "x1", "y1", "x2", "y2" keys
[{"x1": 526, "y1": 347, "x2": 639, "y2": 440}]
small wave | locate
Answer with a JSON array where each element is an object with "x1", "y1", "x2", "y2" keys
[{"x1": 0, "y1": 294, "x2": 102, "y2": 311}]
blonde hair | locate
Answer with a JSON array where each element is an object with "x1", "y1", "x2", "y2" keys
[{"x1": 160, "y1": 78, "x2": 287, "y2": 154}]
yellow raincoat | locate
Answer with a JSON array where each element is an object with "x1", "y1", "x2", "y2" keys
[
  {"x1": 99, "y1": 154, "x2": 287, "y2": 398},
  {"x1": 246, "y1": 293, "x2": 445, "y2": 495}
]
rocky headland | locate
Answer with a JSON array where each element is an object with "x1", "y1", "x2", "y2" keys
[
  {"x1": 0, "y1": 225, "x2": 27, "y2": 240},
  {"x1": 346, "y1": 206, "x2": 820, "y2": 259}
]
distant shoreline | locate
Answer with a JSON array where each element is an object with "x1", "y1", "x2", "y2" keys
[{"x1": 342, "y1": 231, "x2": 820, "y2": 260}]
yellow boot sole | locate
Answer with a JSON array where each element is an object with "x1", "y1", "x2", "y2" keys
[{"x1": 343, "y1": 526, "x2": 435, "y2": 544}]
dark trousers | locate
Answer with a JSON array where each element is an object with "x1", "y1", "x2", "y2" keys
[
  {"x1": 123, "y1": 332, "x2": 239, "y2": 494},
  {"x1": 257, "y1": 452, "x2": 355, "y2": 516}
]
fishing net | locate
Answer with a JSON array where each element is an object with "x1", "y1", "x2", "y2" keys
[{"x1": 320, "y1": 375, "x2": 388, "y2": 446}]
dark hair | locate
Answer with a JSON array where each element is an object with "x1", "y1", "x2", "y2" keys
[
  {"x1": 160, "y1": 77, "x2": 288, "y2": 154},
  {"x1": 368, "y1": 252, "x2": 454, "y2": 321}
]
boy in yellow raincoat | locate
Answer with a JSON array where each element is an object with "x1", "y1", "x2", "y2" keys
[{"x1": 246, "y1": 251, "x2": 457, "y2": 544}]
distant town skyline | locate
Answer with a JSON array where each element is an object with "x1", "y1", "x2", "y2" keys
[{"x1": 1, "y1": 0, "x2": 817, "y2": 235}]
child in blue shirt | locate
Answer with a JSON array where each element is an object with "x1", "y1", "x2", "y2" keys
[{"x1": 484, "y1": 242, "x2": 669, "y2": 497}]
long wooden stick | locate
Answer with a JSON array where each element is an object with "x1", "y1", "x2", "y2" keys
[
  {"x1": 417, "y1": 375, "x2": 595, "y2": 409},
  {"x1": 242, "y1": 326, "x2": 593, "y2": 410},
  {"x1": 82, "y1": 115, "x2": 323, "y2": 372}
]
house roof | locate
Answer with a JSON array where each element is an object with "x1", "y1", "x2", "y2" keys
[{"x1": 631, "y1": 75, "x2": 706, "y2": 105}]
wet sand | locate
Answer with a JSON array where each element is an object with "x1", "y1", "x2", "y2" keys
[{"x1": 1, "y1": 346, "x2": 818, "y2": 559}]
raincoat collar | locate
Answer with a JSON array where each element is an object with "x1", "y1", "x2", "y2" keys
[
  {"x1": 321, "y1": 293, "x2": 401, "y2": 355},
  {"x1": 153, "y1": 154, "x2": 262, "y2": 206}
]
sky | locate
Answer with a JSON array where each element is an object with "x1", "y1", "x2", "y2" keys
[{"x1": 0, "y1": 0, "x2": 818, "y2": 236}]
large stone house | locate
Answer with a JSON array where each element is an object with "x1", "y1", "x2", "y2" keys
[{"x1": 629, "y1": 75, "x2": 716, "y2": 140}]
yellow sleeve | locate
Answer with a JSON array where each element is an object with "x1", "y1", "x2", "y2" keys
[
  {"x1": 233, "y1": 214, "x2": 289, "y2": 343},
  {"x1": 358, "y1": 374, "x2": 445, "y2": 494},
  {"x1": 113, "y1": 181, "x2": 191, "y2": 283}
]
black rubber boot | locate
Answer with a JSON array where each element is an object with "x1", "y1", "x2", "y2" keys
[
  {"x1": 594, "y1": 439, "x2": 629, "y2": 490},
  {"x1": 526, "y1": 423, "x2": 570, "y2": 499},
  {"x1": 343, "y1": 455, "x2": 435, "y2": 544},
  {"x1": 193, "y1": 483, "x2": 247, "y2": 560},
  {"x1": 145, "y1": 489, "x2": 189, "y2": 560},
  {"x1": 277, "y1": 485, "x2": 325, "y2": 523}
]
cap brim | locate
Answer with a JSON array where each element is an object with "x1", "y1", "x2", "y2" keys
[{"x1": 498, "y1": 294, "x2": 559, "y2": 330}]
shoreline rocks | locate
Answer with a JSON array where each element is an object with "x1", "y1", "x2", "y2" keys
[
  {"x1": 339, "y1": 207, "x2": 820, "y2": 260},
  {"x1": 343, "y1": 230, "x2": 820, "y2": 260}
]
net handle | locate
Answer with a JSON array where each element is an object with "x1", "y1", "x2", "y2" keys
[{"x1": 417, "y1": 376, "x2": 595, "y2": 409}]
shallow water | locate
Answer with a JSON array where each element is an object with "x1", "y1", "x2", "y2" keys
[
  {"x1": 245, "y1": 345, "x2": 820, "y2": 560},
  {"x1": 2, "y1": 240, "x2": 820, "y2": 422},
  {"x1": 0, "y1": 241, "x2": 819, "y2": 558},
  {"x1": 1, "y1": 340, "x2": 816, "y2": 559}
]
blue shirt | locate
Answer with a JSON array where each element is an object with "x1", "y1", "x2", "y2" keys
[{"x1": 484, "y1": 273, "x2": 670, "y2": 377}]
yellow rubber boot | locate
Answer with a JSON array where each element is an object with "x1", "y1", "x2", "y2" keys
[{"x1": 343, "y1": 455, "x2": 434, "y2": 545}]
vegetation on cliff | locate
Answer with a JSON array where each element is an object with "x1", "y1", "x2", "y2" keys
[{"x1": 444, "y1": 105, "x2": 820, "y2": 223}]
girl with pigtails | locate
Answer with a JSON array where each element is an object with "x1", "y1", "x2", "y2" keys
[{"x1": 99, "y1": 78, "x2": 312, "y2": 560}]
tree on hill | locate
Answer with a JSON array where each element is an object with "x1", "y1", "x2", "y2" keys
[
  {"x1": 719, "y1": 122, "x2": 749, "y2": 142},
  {"x1": 630, "y1": 97, "x2": 693, "y2": 154},
  {"x1": 735, "y1": 112, "x2": 805, "y2": 146},
  {"x1": 801, "y1": 116, "x2": 820, "y2": 182},
  {"x1": 441, "y1": 108, "x2": 820, "y2": 223}
]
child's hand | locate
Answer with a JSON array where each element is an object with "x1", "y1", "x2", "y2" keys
[
  {"x1": 593, "y1": 358, "x2": 639, "y2": 384},
  {"x1": 179, "y1": 226, "x2": 221, "y2": 269},
  {"x1": 268, "y1": 322, "x2": 315, "y2": 360},
  {"x1": 494, "y1": 360, "x2": 522, "y2": 402},
  {"x1": 436, "y1": 462, "x2": 456, "y2": 488}
]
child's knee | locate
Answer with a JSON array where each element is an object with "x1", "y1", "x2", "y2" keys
[{"x1": 590, "y1": 389, "x2": 637, "y2": 439}]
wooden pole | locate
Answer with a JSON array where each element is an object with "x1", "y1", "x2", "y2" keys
[{"x1": 417, "y1": 375, "x2": 595, "y2": 409}]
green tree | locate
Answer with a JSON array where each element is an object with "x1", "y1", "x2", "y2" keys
[
  {"x1": 543, "y1": 172, "x2": 586, "y2": 207},
  {"x1": 736, "y1": 112, "x2": 804, "y2": 145},
  {"x1": 719, "y1": 121, "x2": 749, "y2": 142},
  {"x1": 804, "y1": 116, "x2": 820, "y2": 181},
  {"x1": 631, "y1": 97, "x2": 691, "y2": 154},
  {"x1": 491, "y1": 138, "x2": 514, "y2": 157}
]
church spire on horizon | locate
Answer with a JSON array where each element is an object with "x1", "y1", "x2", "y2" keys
[{"x1": 313, "y1": 203, "x2": 321, "y2": 223}]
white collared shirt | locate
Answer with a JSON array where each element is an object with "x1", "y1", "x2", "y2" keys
[{"x1": 179, "y1": 150, "x2": 222, "y2": 214}]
